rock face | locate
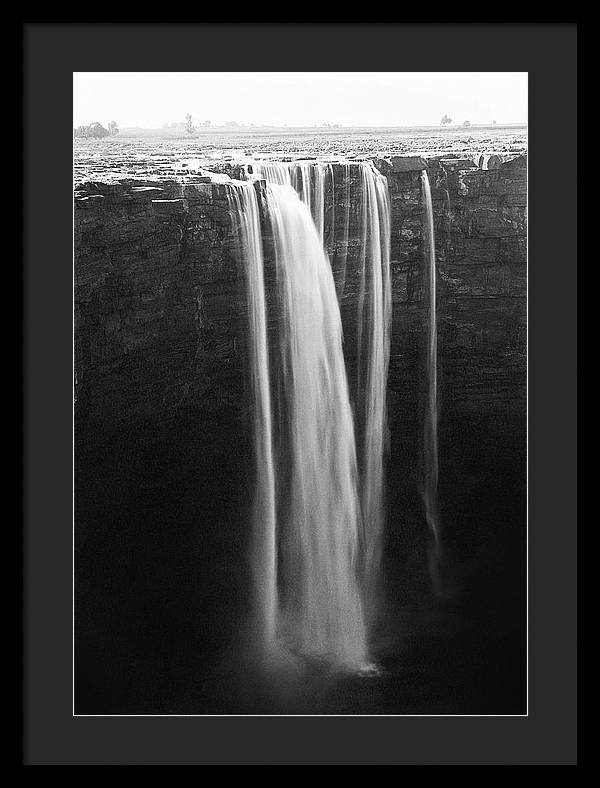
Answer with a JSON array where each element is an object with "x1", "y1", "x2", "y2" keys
[
  {"x1": 75, "y1": 159, "x2": 526, "y2": 431},
  {"x1": 74, "y1": 157, "x2": 527, "y2": 713},
  {"x1": 74, "y1": 179, "x2": 245, "y2": 432}
]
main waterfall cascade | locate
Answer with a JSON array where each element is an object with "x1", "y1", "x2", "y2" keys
[
  {"x1": 227, "y1": 161, "x2": 392, "y2": 671},
  {"x1": 251, "y1": 162, "x2": 391, "y2": 614},
  {"x1": 266, "y1": 183, "x2": 367, "y2": 668}
]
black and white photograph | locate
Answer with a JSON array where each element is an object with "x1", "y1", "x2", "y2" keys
[{"x1": 72, "y1": 71, "x2": 529, "y2": 716}]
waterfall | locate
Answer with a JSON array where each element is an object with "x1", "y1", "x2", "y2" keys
[
  {"x1": 355, "y1": 162, "x2": 392, "y2": 615},
  {"x1": 252, "y1": 159, "x2": 391, "y2": 626},
  {"x1": 230, "y1": 159, "x2": 392, "y2": 668},
  {"x1": 266, "y1": 183, "x2": 368, "y2": 668},
  {"x1": 421, "y1": 171, "x2": 442, "y2": 588},
  {"x1": 228, "y1": 175, "x2": 368, "y2": 669},
  {"x1": 225, "y1": 181, "x2": 277, "y2": 651}
]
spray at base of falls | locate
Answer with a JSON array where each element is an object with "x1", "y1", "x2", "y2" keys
[
  {"x1": 227, "y1": 161, "x2": 391, "y2": 670},
  {"x1": 421, "y1": 170, "x2": 443, "y2": 594}
]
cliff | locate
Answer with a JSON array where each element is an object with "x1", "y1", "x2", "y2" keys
[
  {"x1": 74, "y1": 155, "x2": 527, "y2": 432},
  {"x1": 74, "y1": 155, "x2": 527, "y2": 713}
]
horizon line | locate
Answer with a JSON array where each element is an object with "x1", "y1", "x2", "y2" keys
[{"x1": 75, "y1": 121, "x2": 528, "y2": 130}]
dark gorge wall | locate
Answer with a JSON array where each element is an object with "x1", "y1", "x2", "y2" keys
[{"x1": 74, "y1": 156, "x2": 527, "y2": 713}]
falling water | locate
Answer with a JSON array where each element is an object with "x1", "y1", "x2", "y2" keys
[
  {"x1": 421, "y1": 171, "x2": 442, "y2": 589},
  {"x1": 252, "y1": 159, "x2": 392, "y2": 626},
  {"x1": 292, "y1": 162, "x2": 325, "y2": 242},
  {"x1": 332, "y1": 162, "x2": 351, "y2": 301},
  {"x1": 253, "y1": 162, "x2": 327, "y2": 245},
  {"x1": 231, "y1": 160, "x2": 392, "y2": 667},
  {"x1": 355, "y1": 162, "x2": 392, "y2": 615},
  {"x1": 225, "y1": 181, "x2": 277, "y2": 651},
  {"x1": 266, "y1": 183, "x2": 368, "y2": 668},
  {"x1": 228, "y1": 174, "x2": 369, "y2": 668}
]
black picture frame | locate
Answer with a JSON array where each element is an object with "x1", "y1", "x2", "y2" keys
[{"x1": 23, "y1": 22, "x2": 577, "y2": 765}]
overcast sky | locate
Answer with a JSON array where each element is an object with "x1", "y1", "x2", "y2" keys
[{"x1": 73, "y1": 72, "x2": 527, "y2": 128}]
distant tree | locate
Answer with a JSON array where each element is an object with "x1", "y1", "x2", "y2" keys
[
  {"x1": 203, "y1": 119, "x2": 211, "y2": 127},
  {"x1": 108, "y1": 120, "x2": 119, "y2": 136},
  {"x1": 463, "y1": 120, "x2": 471, "y2": 127},
  {"x1": 226, "y1": 120, "x2": 239, "y2": 127},
  {"x1": 440, "y1": 114, "x2": 452, "y2": 127},
  {"x1": 185, "y1": 114, "x2": 195, "y2": 134},
  {"x1": 74, "y1": 121, "x2": 110, "y2": 139},
  {"x1": 492, "y1": 119, "x2": 497, "y2": 125}
]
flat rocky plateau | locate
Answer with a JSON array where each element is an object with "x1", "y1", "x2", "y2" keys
[{"x1": 74, "y1": 125, "x2": 527, "y2": 184}]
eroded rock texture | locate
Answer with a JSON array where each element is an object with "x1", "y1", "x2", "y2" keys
[
  {"x1": 75, "y1": 180, "x2": 243, "y2": 430},
  {"x1": 75, "y1": 159, "x2": 526, "y2": 434}
]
